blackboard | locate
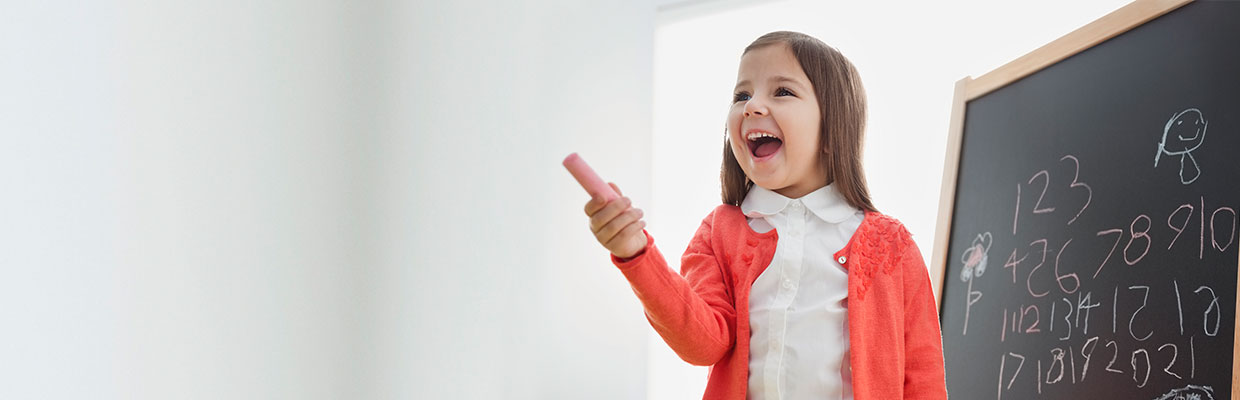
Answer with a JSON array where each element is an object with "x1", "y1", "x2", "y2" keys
[{"x1": 931, "y1": 1, "x2": 1240, "y2": 399}]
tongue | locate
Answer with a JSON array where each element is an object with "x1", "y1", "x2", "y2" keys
[{"x1": 754, "y1": 140, "x2": 781, "y2": 158}]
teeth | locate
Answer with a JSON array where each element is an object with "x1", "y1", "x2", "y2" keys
[{"x1": 746, "y1": 132, "x2": 777, "y2": 141}]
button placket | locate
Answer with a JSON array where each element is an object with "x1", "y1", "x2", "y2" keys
[{"x1": 780, "y1": 209, "x2": 805, "y2": 300}]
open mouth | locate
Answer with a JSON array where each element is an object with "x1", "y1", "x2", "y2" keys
[{"x1": 746, "y1": 132, "x2": 784, "y2": 159}]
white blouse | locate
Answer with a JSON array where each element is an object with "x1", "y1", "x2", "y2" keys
[{"x1": 741, "y1": 184, "x2": 863, "y2": 400}]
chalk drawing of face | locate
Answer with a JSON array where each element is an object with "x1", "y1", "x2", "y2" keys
[
  {"x1": 1155, "y1": 108, "x2": 1207, "y2": 184},
  {"x1": 1153, "y1": 384, "x2": 1215, "y2": 400},
  {"x1": 959, "y1": 232, "x2": 991, "y2": 282}
]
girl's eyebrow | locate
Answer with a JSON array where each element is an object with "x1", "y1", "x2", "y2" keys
[{"x1": 734, "y1": 75, "x2": 806, "y2": 91}]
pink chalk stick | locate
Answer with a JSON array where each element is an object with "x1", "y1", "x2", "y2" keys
[{"x1": 563, "y1": 153, "x2": 619, "y2": 201}]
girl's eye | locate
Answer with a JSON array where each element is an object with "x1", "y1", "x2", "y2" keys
[
  {"x1": 733, "y1": 92, "x2": 751, "y2": 103},
  {"x1": 776, "y1": 87, "x2": 795, "y2": 97}
]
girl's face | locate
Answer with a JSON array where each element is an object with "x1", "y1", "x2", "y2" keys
[{"x1": 727, "y1": 43, "x2": 826, "y2": 199}]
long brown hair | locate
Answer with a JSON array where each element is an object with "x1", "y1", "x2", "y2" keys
[{"x1": 721, "y1": 31, "x2": 876, "y2": 213}]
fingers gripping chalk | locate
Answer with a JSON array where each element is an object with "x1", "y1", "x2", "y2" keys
[{"x1": 563, "y1": 153, "x2": 619, "y2": 201}]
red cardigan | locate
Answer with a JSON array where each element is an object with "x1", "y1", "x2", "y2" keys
[{"x1": 612, "y1": 204, "x2": 947, "y2": 400}]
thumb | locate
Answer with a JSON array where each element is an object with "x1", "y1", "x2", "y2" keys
[{"x1": 609, "y1": 182, "x2": 623, "y2": 196}]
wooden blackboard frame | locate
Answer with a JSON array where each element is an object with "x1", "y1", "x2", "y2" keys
[{"x1": 929, "y1": 0, "x2": 1240, "y2": 396}]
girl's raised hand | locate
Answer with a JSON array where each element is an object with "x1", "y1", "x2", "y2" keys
[{"x1": 583, "y1": 182, "x2": 648, "y2": 259}]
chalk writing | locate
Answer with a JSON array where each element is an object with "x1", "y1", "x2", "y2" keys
[
  {"x1": 975, "y1": 152, "x2": 1236, "y2": 398},
  {"x1": 1155, "y1": 108, "x2": 1207, "y2": 185},
  {"x1": 962, "y1": 232, "x2": 993, "y2": 282},
  {"x1": 962, "y1": 232, "x2": 993, "y2": 335},
  {"x1": 1152, "y1": 384, "x2": 1215, "y2": 400}
]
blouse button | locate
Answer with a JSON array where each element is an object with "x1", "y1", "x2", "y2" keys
[{"x1": 838, "y1": 256, "x2": 847, "y2": 264}]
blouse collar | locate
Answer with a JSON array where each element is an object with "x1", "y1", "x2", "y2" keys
[{"x1": 740, "y1": 183, "x2": 859, "y2": 224}]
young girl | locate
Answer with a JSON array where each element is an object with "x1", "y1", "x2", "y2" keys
[{"x1": 583, "y1": 31, "x2": 946, "y2": 400}]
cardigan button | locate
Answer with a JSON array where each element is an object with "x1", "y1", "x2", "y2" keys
[{"x1": 838, "y1": 256, "x2": 847, "y2": 264}]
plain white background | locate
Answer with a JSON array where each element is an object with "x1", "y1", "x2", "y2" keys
[{"x1": 0, "y1": 0, "x2": 1126, "y2": 398}]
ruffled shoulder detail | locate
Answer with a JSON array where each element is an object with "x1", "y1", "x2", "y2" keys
[{"x1": 851, "y1": 212, "x2": 915, "y2": 300}]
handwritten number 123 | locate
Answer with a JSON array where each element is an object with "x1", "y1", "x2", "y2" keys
[{"x1": 1015, "y1": 155, "x2": 1094, "y2": 235}]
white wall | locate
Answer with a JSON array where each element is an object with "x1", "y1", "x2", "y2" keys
[
  {"x1": 4, "y1": 0, "x2": 374, "y2": 398},
  {"x1": 366, "y1": 0, "x2": 656, "y2": 398},
  {"x1": 4, "y1": 0, "x2": 659, "y2": 398}
]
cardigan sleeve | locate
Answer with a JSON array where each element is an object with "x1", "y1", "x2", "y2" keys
[
  {"x1": 899, "y1": 234, "x2": 949, "y2": 399},
  {"x1": 612, "y1": 214, "x2": 736, "y2": 366}
]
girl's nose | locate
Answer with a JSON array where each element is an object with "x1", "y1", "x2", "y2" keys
[{"x1": 744, "y1": 97, "x2": 768, "y2": 117}]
